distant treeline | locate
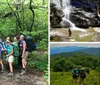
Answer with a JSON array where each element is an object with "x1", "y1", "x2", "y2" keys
[{"x1": 51, "y1": 52, "x2": 100, "y2": 72}]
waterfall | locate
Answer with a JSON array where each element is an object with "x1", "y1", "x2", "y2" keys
[
  {"x1": 62, "y1": 0, "x2": 71, "y2": 19},
  {"x1": 51, "y1": 0, "x2": 61, "y2": 8},
  {"x1": 51, "y1": 0, "x2": 86, "y2": 32}
]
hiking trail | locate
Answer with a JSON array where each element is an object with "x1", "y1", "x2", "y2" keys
[{"x1": 0, "y1": 68, "x2": 47, "y2": 85}]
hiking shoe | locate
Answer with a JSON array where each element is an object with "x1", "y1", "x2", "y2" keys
[
  {"x1": 20, "y1": 70, "x2": 26, "y2": 75},
  {"x1": 8, "y1": 72, "x2": 13, "y2": 76},
  {"x1": 1, "y1": 69, "x2": 4, "y2": 73}
]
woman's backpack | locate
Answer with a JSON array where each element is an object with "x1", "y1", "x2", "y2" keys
[{"x1": 13, "y1": 42, "x2": 19, "y2": 57}]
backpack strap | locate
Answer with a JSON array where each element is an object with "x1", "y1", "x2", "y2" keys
[{"x1": 3, "y1": 41, "x2": 7, "y2": 50}]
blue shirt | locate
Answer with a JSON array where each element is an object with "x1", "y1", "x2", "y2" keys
[{"x1": 7, "y1": 45, "x2": 13, "y2": 54}]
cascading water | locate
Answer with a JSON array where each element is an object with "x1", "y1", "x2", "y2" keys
[
  {"x1": 51, "y1": 0, "x2": 86, "y2": 32},
  {"x1": 62, "y1": 0, "x2": 71, "y2": 19}
]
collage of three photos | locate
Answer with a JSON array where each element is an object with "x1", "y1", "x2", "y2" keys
[
  {"x1": 0, "y1": 0, "x2": 100, "y2": 85},
  {"x1": 50, "y1": 0, "x2": 100, "y2": 85}
]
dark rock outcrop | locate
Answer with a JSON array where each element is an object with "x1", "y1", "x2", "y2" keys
[
  {"x1": 50, "y1": 3, "x2": 64, "y2": 28},
  {"x1": 70, "y1": 7, "x2": 100, "y2": 28},
  {"x1": 50, "y1": 0, "x2": 100, "y2": 28}
]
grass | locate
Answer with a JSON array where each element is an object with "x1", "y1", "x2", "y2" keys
[
  {"x1": 50, "y1": 70, "x2": 100, "y2": 85},
  {"x1": 85, "y1": 70, "x2": 100, "y2": 85},
  {"x1": 76, "y1": 34, "x2": 93, "y2": 42}
]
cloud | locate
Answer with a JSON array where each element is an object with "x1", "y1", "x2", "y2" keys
[{"x1": 51, "y1": 42, "x2": 100, "y2": 48}]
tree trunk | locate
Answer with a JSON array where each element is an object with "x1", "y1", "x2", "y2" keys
[{"x1": 29, "y1": 0, "x2": 35, "y2": 32}]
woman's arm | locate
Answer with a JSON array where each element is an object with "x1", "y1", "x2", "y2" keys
[{"x1": 22, "y1": 43, "x2": 26, "y2": 58}]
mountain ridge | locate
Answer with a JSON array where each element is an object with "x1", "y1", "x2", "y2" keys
[{"x1": 50, "y1": 46, "x2": 100, "y2": 57}]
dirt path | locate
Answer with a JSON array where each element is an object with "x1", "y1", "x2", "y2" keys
[{"x1": 0, "y1": 68, "x2": 47, "y2": 85}]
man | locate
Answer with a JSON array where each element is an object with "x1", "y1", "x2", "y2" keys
[
  {"x1": 72, "y1": 67, "x2": 79, "y2": 83},
  {"x1": 19, "y1": 35, "x2": 28, "y2": 75},
  {"x1": 78, "y1": 66, "x2": 88, "y2": 85},
  {"x1": 0, "y1": 39, "x2": 4, "y2": 72},
  {"x1": 79, "y1": 68, "x2": 86, "y2": 85},
  {"x1": 3, "y1": 37, "x2": 11, "y2": 52},
  {"x1": 68, "y1": 27, "x2": 72, "y2": 38},
  {"x1": 6, "y1": 40, "x2": 14, "y2": 76}
]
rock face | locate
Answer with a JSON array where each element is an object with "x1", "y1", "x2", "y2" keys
[
  {"x1": 50, "y1": 3, "x2": 64, "y2": 28},
  {"x1": 70, "y1": 7, "x2": 100, "y2": 28},
  {"x1": 50, "y1": 0, "x2": 100, "y2": 28}
]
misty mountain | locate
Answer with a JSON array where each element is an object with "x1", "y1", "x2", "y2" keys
[{"x1": 50, "y1": 46, "x2": 100, "y2": 57}]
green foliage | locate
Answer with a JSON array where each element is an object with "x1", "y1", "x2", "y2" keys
[
  {"x1": 44, "y1": 70, "x2": 48, "y2": 83},
  {"x1": 96, "y1": 65, "x2": 100, "y2": 72},
  {"x1": 0, "y1": 0, "x2": 48, "y2": 48},
  {"x1": 53, "y1": 57, "x2": 74, "y2": 72},
  {"x1": 28, "y1": 51, "x2": 48, "y2": 71},
  {"x1": 28, "y1": 51, "x2": 48, "y2": 83},
  {"x1": 51, "y1": 53, "x2": 100, "y2": 72}
]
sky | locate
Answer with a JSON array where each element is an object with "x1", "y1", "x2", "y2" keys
[{"x1": 51, "y1": 43, "x2": 100, "y2": 48}]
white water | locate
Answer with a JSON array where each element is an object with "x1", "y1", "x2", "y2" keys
[
  {"x1": 62, "y1": 0, "x2": 86, "y2": 32},
  {"x1": 51, "y1": 0, "x2": 87, "y2": 32},
  {"x1": 62, "y1": 18, "x2": 86, "y2": 32},
  {"x1": 51, "y1": 0, "x2": 61, "y2": 8},
  {"x1": 62, "y1": 0, "x2": 71, "y2": 19}
]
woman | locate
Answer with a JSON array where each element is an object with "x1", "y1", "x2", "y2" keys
[
  {"x1": 6, "y1": 40, "x2": 14, "y2": 76},
  {"x1": 19, "y1": 35, "x2": 28, "y2": 75}
]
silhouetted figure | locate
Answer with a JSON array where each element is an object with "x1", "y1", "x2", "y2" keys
[{"x1": 68, "y1": 28, "x2": 72, "y2": 38}]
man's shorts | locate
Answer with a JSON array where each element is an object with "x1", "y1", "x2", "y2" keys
[
  {"x1": 73, "y1": 74, "x2": 79, "y2": 79},
  {"x1": 7, "y1": 55, "x2": 14, "y2": 62},
  {"x1": 0, "y1": 52, "x2": 3, "y2": 60},
  {"x1": 80, "y1": 74, "x2": 86, "y2": 79}
]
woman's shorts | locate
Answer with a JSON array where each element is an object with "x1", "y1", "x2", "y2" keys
[
  {"x1": 6, "y1": 55, "x2": 14, "y2": 62},
  {"x1": 23, "y1": 51, "x2": 28, "y2": 60}
]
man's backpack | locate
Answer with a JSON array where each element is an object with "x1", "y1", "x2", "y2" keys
[
  {"x1": 79, "y1": 68, "x2": 86, "y2": 76},
  {"x1": 72, "y1": 69, "x2": 78, "y2": 75},
  {"x1": 79, "y1": 68, "x2": 86, "y2": 79},
  {"x1": 3, "y1": 41, "x2": 7, "y2": 51}
]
